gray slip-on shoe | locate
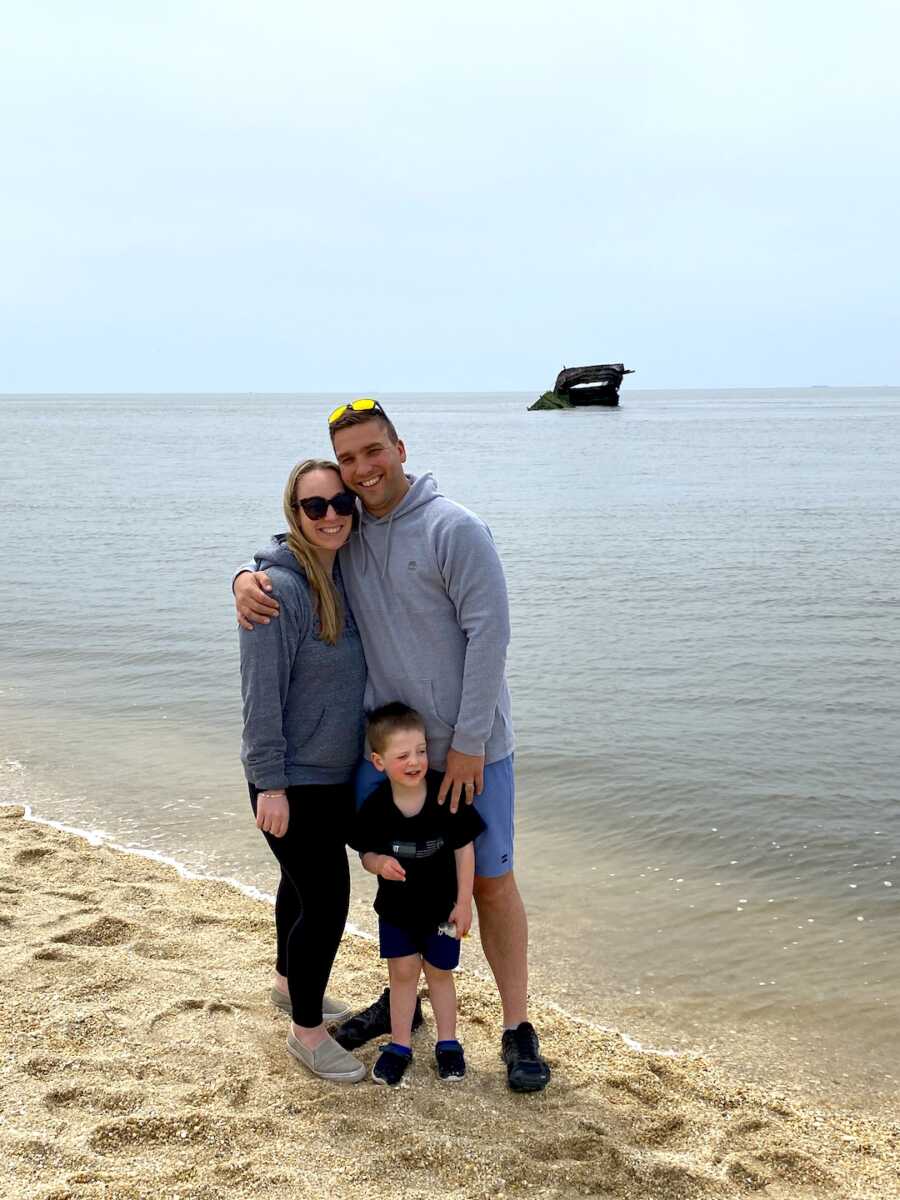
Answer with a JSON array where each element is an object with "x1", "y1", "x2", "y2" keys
[
  {"x1": 286, "y1": 1032, "x2": 366, "y2": 1083},
  {"x1": 270, "y1": 987, "x2": 353, "y2": 1023}
]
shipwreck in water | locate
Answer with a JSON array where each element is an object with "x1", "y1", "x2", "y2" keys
[{"x1": 529, "y1": 363, "x2": 635, "y2": 409}]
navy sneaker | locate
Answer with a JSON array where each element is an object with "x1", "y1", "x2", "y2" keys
[
  {"x1": 501, "y1": 1022, "x2": 550, "y2": 1093},
  {"x1": 435, "y1": 1040, "x2": 466, "y2": 1081},
  {"x1": 372, "y1": 1043, "x2": 412, "y2": 1086},
  {"x1": 334, "y1": 988, "x2": 423, "y2": 1051}
]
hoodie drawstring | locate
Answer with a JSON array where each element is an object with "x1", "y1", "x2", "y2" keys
[
  {"x1": 357, "y1": 518, "x2": 371, "y2": 577},
  {"x1": 381, "y1": 510, "x2": 396, "y2": 580},
  {"x1": 354, "y1": 472, "x2": 438, "y2": 580}
]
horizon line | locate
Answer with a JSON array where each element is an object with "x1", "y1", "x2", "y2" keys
[{"x1": 1, "y1": 383, "x2": 898, "y2": 398}]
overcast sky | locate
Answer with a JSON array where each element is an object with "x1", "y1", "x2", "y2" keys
[{"x1": 1, "y1": 1, "x2": 898, "y2": 391}]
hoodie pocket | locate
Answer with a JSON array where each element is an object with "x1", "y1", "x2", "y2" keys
[
  {"x1": 288, "y1": 707, "x2": 362, "y2": 770},
  {"x1": 417, "y1": 679, "x2": 457, "y2": 737}
]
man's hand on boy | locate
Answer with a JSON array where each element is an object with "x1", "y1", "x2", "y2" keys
[
  {"x1": 438, "y1": 748, "x2": 485, "y2": 813},
  {"x1": 256, "y1": 790, "x2": 289, "y2": 838},
  {"x1": 448, "y1": 898, "x2": 473, "y2": 938},
  {"x1": 235, "y1": 570, "x2": 279, "y2": 630},
  {"x1": 376, "y1": 855, "x2": 406, "y2": 882}
]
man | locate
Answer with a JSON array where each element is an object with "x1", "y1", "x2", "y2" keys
[{"x1": 234, "y1": 398, "x2": 550, "y2": 1092}]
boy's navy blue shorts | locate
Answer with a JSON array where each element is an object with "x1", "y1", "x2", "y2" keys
[{"x1": 378, "y1": 918, "x2": 461, "y2": 970}]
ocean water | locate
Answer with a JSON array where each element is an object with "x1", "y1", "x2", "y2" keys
[{"x1": 2, "y1": 388, "x2": 898, "y2": 1109}]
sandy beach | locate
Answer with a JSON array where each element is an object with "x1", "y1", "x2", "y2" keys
[{"x1": 1, "y1": 804, "x2": 897, "y2": 1200}]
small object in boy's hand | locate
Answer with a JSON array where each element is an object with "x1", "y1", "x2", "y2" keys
[{"x1": 438, "y1": 921, "x2": 468, "y2": 939}]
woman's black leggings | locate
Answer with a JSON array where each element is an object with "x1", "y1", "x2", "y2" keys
[{"x1": 249, "y1": 782, "x2": 352, "y2": 1027}]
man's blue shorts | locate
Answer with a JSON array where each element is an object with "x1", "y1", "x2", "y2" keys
[
  {"x1": 378, "y1": 918, "x2": 461, "y2": 970},
  {"x1": 353, "y1": 753, "x2": 515, "y2": 878}
]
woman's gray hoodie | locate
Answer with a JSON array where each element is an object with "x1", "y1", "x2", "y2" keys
[
  {"x1": 239, "y1": 550, "x2": 365, "y2": 789},
  {"x1": 247, "y1": 473, "x2": 514, "y2": 771}
]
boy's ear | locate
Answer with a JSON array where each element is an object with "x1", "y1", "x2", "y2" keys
[{"x1": 370, "y1": 751, "x2": 386, "y2": 774}]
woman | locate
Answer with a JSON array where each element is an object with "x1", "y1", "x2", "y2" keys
[{"x1": 239, "y1": 458, "x2": 366, "y2": 1083}]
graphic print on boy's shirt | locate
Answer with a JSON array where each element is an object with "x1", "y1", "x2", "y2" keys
[{"x1": 351, "y1": 769, "x2": 485, "y2": 933}]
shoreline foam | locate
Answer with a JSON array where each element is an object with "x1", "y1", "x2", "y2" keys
[
  {"x1": 4, "y1": 801, "x2": 691, "y2": 1064},
  {"x1": 2, "y1": 803, "x2": 897, "y2": 1199}
]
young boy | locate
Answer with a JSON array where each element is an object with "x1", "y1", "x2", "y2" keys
[{"x1": 352, "y1": 702, "x2": 486, "y2": 1085}]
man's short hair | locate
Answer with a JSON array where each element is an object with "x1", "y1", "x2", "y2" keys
[
  {"x1": 329, "y1": 407, "x2": 400, "y2": 445},
  {"x1": 366, "y1": 702, "x2": 426, "y2": 754}
]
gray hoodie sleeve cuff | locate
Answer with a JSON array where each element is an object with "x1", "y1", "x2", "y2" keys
[
  {"x1": 251, "y1": 769, "x2": 290, "y2": 791},
  {"x1": 232, "y1": 559, "x2": 257, "y2": 592},
  {"x1": 449, "y1": 732, "x2": 487, "y2": 758}
]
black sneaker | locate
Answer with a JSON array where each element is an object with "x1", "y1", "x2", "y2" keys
[
  {"x1": 333, "y1": 987, "x2": 424, "y2": 1051},
  {"x1": 372, "y1": 1043, "x2": 411, "y2": 1086},
  {"x1": 501, "y1": 1022, "x2": 550, "y2": 1093},
  {"x1": 435, "y1": 1040, "x2": 466, "y2": 1082}
]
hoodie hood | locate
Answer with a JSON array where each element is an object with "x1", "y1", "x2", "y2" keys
[
  {"x1": 255, "y1": 534, "x2": 305, "y2": 576},
  {"x1": 356, "y1": 472, "x2": 441, "y2": 578},
  {"x1": 358, "y1": 472, "x2": 440, "y2": 527}
]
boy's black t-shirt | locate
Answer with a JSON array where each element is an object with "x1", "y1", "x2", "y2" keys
[{"x1": 351, "y1": 769, "x2": 486, "y2": 934}]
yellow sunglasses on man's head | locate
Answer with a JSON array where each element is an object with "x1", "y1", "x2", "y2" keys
[{"x1": 327, "y1": 398, "x2": 387, "y2": 425}]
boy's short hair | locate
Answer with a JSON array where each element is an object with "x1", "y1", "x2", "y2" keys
[
  {"x1": 329, "y1": 407, "x2": 400, "y2": 445},
  {"x1": 366, "y1": 702, "x2": 426, "y2": 754}
]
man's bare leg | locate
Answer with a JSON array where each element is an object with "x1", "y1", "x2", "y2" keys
[
  {"x1": 472, "y1": 870, "x2": 528, "y2": 1027},
  {"x1": 475, "y1": 869, "x2": 550, "y2": 1091}
]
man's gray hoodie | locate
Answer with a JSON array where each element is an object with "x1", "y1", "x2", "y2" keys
[
  {"x1": 239, "y1": 552, "x2": 365, "y2": 789},
  {"x1": 249, "y1": 473, "x2": 514, "y2": 771}
]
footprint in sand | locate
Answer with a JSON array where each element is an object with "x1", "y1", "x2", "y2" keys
[
  {"x1": 7, "y1": 1135, "x2": 83, "y2": 1171},
  {"x1": 186, "y1": 1073, "x2": 255, "y2": 1110},
  {"x1": 639, "y1": 1112, "x2": 692, "y2": 1147},
  {"x1": 131, "y1": 937, "x2": 182, "y2": 960},
  {"x1": 70, "y1": 976, "x2": 135, "y2": 999},
  {"x1": 51, "y1": 916, "x2": 135, "y2": 946},
  {"x1": 323, "y1": 1113, "x2": 371, "y2": 1138},
  {"x1": 44, "y1": 905, "x2": 99, "y2": 927},
  {"x1": 149, "y1": 997, "x2": 242, "y2": 1041},
  {"x1": 111, "y1": 883, "x2": 155, "y2": 902},
  {"x1": 87, "y1": 1112, "x2": 276, "y2": 1155},
  {"x1": 33, "y1": 945, "x2": 77, "y2": 962},
  {"x1": 0, "y1": 883, "x2": 20, "y2": 926},
  {"x1": 14, "y1": 845, "x2": 55, "y2": 865},
  {"x1": 605, "y1": 1072, "x2": 662, "y2": 1107},
  {"x1": 44, "y1": 1085, "x2": 143, "y2": 1115},
  {"x1": 188, "y1": 912, "x2": 228, "y2": 927},
  {"x1": 734, "y1": 1116, "x2": 769, "y2": 1135},
  {"x1": 722, "y1": 1137, "x2": 835, "y2": 1192},
  {"x1": 637, "y1": 1161, "x2": 710, "y2": 1199},
  {"x1": 26, "y1": 1053, "x2": 149, "y2": 1087},
  {"x1": 23, "y1": 1054, "x2": 63, "y2": 1079},
  {"x1": 65, "y1": 1010, "x2": 128, "y2": 1046},
  {"x1": 45, "y1": 887, "x2": 97, "y2": 903},
  {"x1": 533, "y1": 1128, "x2": 621, "y2": 1166},
  {"x1": 88, "y1": 1113, "x2": 218, "y2": 1153},
  {"x1": 759, "y1": 1146, "x2": 835, "y2": 1187}
]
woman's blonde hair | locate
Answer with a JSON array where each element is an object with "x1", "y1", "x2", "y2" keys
[{"x1": 282, "y1": 459, "x2": 349, "y2": 645}]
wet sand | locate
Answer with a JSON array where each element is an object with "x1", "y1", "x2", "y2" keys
[{"x1": 1, "y1": 804, "x2": 897, "y2": 1200}]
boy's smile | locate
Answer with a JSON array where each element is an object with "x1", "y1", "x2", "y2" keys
[{"x1": 372, "y1": 728, "x2": 429, "y2": 790}]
